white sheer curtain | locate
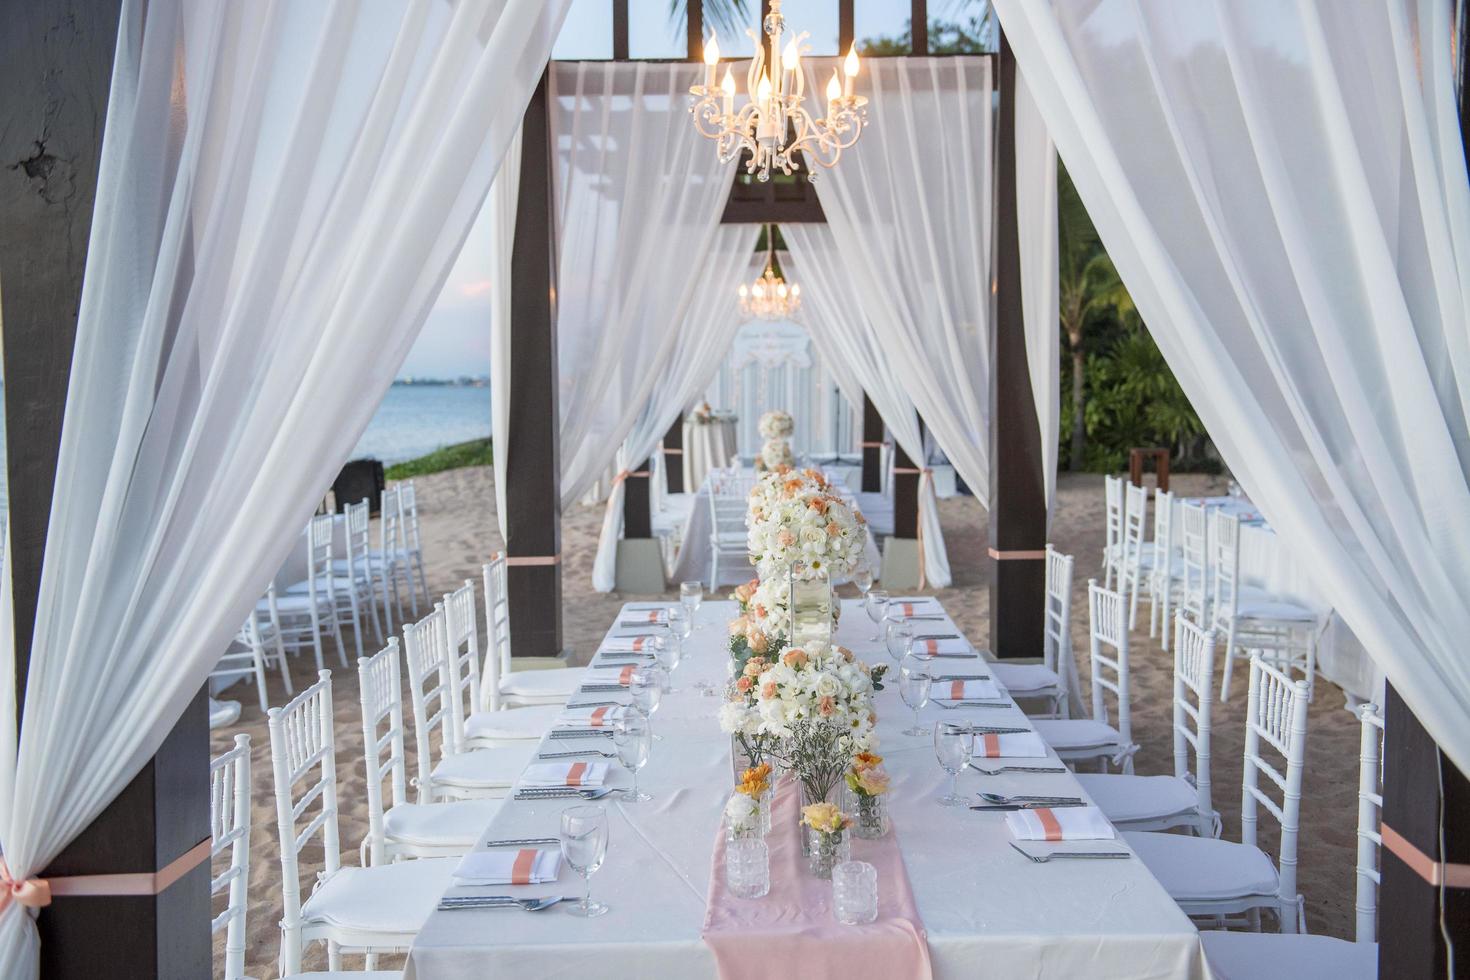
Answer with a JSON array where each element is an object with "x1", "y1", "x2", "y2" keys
[
  {"x1": 552, "y1": 61, "x2": 739, "y2": 508},
  {"x1": 0, "y1": 0, "x2": 567, "y2": 974},
  {"x1": 1015, "y1": 67, "x2": 1060, "y2": 514},
  {"x1": 994, "y1": 0, "x2": 1470, "y2": 772},
  {"x1": 801, "y1": 56, "x2": 995, "y2": 507},
  {"x1": 490, "y1": 128, "x2": 521, "y2": 540},
  {"x1": 784, "y1": 224, "x2": 952, "y2": 587},
  {"x1": 591, "y1": 224, "x2": 760, "y2": 591}
]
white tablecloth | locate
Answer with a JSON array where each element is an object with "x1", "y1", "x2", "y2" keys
[
  {"x1": 1171, "y1": 496, "x2": 1379, "y2": 701},
  {"x1": 405, "y1": 600, "x2": 1207, "y2": 979},
  {"x1": 682, "y1": 417, "x2": 738, "y2": 490}
]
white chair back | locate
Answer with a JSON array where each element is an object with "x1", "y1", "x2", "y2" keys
[
  {"x1": 1042, "y1": 545, "x2": 1074, "y2": 691},
  {"x1": 305, "y1": 512, "x2": 337, "y2": 603},
  {"x1": 380, "y1": 485, "x2": 402, "y2": 556},
  {"x1": 1170, "y1": 614, "x2": 1218, "y2": 835},
  {"x1": 400, "y1": 480, "x2": 423, "y2": 554},
  {"x1": 482, "y1": 554, "x2": 512, "y2": 711},
  {"x1": 1120, "y1": 482, "x2": 1150, "y2": 626},
  {"x1": 1179, "y1": 501, "x2": 1210, "y2": 624},
  {"x1": 266, "y1": 670, "x2": 340, "y2": 975},
  {"x1": 1086, "y1": 579, "x2": 1135, "y2": 768},
  {"x1": 1103, "y1": 475, "x2": 1124, "y2": 587},
  {"x1": 1149, "y1": 489, "x2": 1178, "y2": 647},
  {"x1": 1241, "y1": 654, "x2": 1311, "y2": 932},
  {"x1": 357, "y1": 639, "x2": 409, "y2": 866},
  {"x1": 210, "y1": 733, "x2": 251, "y2": 980},
  {"x1": 1209, "y1": 510, "x2": 1243, "y2": 631},
  {"x1": 403, "y1": 604, "x2": 457, "y2": 801},
  {"x1": 344, "y1": 497, "x2": 372, "y2": 578},
  {"x1": 1354, "y1": 703, "x2": 1384, "y2": 944},
  {"x1": 443, "y1": 578, "x2": 482, "y2": 731}
]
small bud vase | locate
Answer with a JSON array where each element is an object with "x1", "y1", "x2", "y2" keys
[{"x1": 806, "y1": 825, "x2": 851, "y2": 879}]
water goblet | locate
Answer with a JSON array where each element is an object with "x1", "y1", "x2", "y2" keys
[
  {"x1": 898, "y1": 654, "x2": 933, "y2": 737},
  {"x1": 933, "y1": 722, "x2": 975, "y2": 806},
  {"x1": 560, "y1": 804, "x2": 610, "y2": 917},
  {"x1": 864, "y1": 590, "x2": 890, "y2": 642},
  {"x1": 885, "y1": 621, "x2": 914, "y2": 664},
  {"x1": 613, "y1": 711, "x2": 653, "y2": 803},
  {"x1": 680, "y1": 581, "x2": 704, "y2": 625},
  {"x1": 654, "y1": 631, "x2": 682, "y2": 693},
  {"x1": 852, "y1": 565, "x2": 874, "y2": 599}
]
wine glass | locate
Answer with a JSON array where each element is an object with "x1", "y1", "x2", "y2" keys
[
  {"x1": 898, "y1": 654, "x2": 933, "y2": 736},
  {"x1": 933, "y1": 723, "x2": 974, "y2": 806},
  {"x1": 852, "y1": 564, "x2": 874, "y2": 600},
  {"x1": 560, "y1": 804, "x2": 609, "y2": 917},
  {"x1": 613, "y1": 712, "x2": 653, "y2": 803},
  {"x1": 630, "y1": 665, "x2": 667, "y2": 739},
  {"x1": 885, "y1": 622, "x2": 914, "y2": 664},
  {"x1": 864, "y1": 590, "x2": 890, "y2": 642},
  {"x1": 654, "y1": 631, "x2": 682, "y2": 693},
  {"x1": 680, "y1": 581, "x2": 703, "y2": 627}
]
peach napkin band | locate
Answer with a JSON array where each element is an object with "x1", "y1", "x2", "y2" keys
[
  {"x1": 590, "y1": 706, "x2": 611, "y2": 727},
  {"x1": 511, "y1": 849, "x2": 537, "y2": 886},
  {"x1": 950, "y1": 679, "x2": 966, "y2": 700},
  {"x1": 565, "y1": 762, "x2": 588, "y2": 787},
  {"x1": 981, "y1": 733, "x2": 1001, "y2": 757},
  {"x1": 1035, "y1": 808, "x2": 1065, "y2": 842},
  {"x1": 619, "y1": 665, "x2": 636, "y2": 684}
]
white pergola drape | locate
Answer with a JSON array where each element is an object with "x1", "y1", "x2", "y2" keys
[
  {"x1": 592, "y1": 224, "x2": 760, "y2": 591},
  {"x1": 784, "y1": 224, "x2": 953, "y2": 587},
  {"x1": 800, "y1": 56, "x2": 995, "y2": 508},
  {"x1": 551, "y1": 61, "x2": 740, "y2": 509},
  {"x1": 0, "y1": 0, "x2": 568, "y2": 975},
  {"x1": 994, "y1": 0, "x2": 1470, "y2": 773},
  {"x1": 490, "y1": 128, "x2": 521, "y2": 540}
]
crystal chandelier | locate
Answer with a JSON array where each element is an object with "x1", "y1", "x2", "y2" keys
[
  {"x1": 689, "y1": 0, "x2": 868, "y2": 182},
  {"x1": 739, "y1": 225, "x2": 801, "y2": 320}
]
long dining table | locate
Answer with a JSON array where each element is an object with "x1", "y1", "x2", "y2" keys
[{"x1": 404, "y1": 598, "x2": 1208, "y2": 979}]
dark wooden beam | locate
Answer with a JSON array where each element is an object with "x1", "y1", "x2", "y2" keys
[
  {"x1": 839, "y1": 0, "x2": 854, "y2": 53},
  {"x1": 890, "y1": 423, "x2": 921, "y2": 540},
  {"x1": 2, "y1": 3, "x2": 210, "y2": 975},
  {"x1": 911, "y1": 0, "x2": 928, "y2": 55},
  {"x1": 687, "y1": 0, "x2": 702, "y2": 60},
  {"x1": 722, "y1": 193, "x2": 827, "y2": 224},
  {"x1": 623, "y1": 458, "x2": 653, "y2": 539},
  {"x1": 987, "y1": 30, "x2": 1047, "y2": 659},
  {"x1": 860, "y1": 395, "x2": 883, "y2": 493},
  {"x1": 612, "y1": 0, "x2": 629, "y2": 62},
  {"x1": 505, "y1": 68, "x2": 564, "y2": 658},
  {"x1": 664, "y1": 413, "x2": 686, "y2": 493}
]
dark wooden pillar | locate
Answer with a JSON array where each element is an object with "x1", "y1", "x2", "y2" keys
[
  {"x1": 612, "y1": 0, "x2": 629, "y2": 61},
  {"x1": 505, "y1": 68, "x2": 564, "y2": 659},
  {"x1": 987, "y1": 31, "x2": 1047, "y2": 660},
  {"x1": 622, "y1": 457, "x2": 653, "y2": 539},
  {"x1": 838, "y1": 0, "x2": 854, "y2": 52},
  {"x1": 860, "y1": 395, "x2": 883, "y2": 493},
  {"x1": 663, "y1": 414, "x2": 686, "y2": 494},
  {"x1": 687, "y1": 0, "x2": 703, "y2": 59},
  {"x1": 1, "y1": 3, "x2": 210, "y2": 975},
  {"x1": 910, "y1": 0, "x2": 928, "y2": 55},
  {"x1": 1379, "y1": 686, "x2": 1470, "y2": 977}
]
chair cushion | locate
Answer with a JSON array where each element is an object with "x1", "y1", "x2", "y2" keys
[
  {"x1": 1124, "y1": 831, "x2": 1279, "y2": 902},
  {"x1": 301, "y1": 856, "x2": 456, "y2": 935},
  {"x1": 991, "y1": 663, "x2": 1061, "y2": 696},
  {"x1": 465, "y1": 704, "x2": 563, "y2": 741},
  {"x1": 1033, "y1": 718, "x2": 1121, "y2": 751},
  {"x1": 498, "y1": 667, "x2": 583, "y2": 699},
  {"x1": 430, "y1": 743, "x2": 538, "y2": 789},
  {"x1": 284, "y1": 575, "x2": 358, "y2": 595},
  {"x1": 1074, "y1": 774, "x2": 1200, "y2": 825},
  {"x1": 383, "y1": 798, "x2": 501, "y2": 849},
  {"x1": 261, "y1": 593, "x2": 321, "y2": 613},
  {"x1": 1199, "y1": 932, "x2": 1377, "y2": 980},
  {"x1": 283, "y1": 973, "x2": 404, "y2": 979},
  {"x1": 1234, "y1": 596, "x2": 1318, "y2": 623}
]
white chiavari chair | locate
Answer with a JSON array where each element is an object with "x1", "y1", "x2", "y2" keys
[
  {"x1": 1211, "y1": 511, "x2": 1321, "y2": 701},
  {"x1": 338, "y1": 497, "x2": 384, "y2": 645},
  {"x1": 398, "y1": 481, "x2": 431, "y2": 612},
  {"x1": 379, "y1": 485, "x2": 413, "y2": 623},
  {"x1": 212, "y1": 734, "x2": 251, "y2": 980},
  {"x1": 213, "y1": 592, "x2": 294, "y2": 714},
  {"x1": 357, "y1": 639, "x2": 501, "y2": 863},
  {"x1": 990, "y1": 546, "x2": 1074, "y2": 719},
  {"x1": 401, "y1": 604, "x2": 534, "y2": 802},
  {"x1": 1196, "y1": 703, "x2": 1382, "y2": 978},
  {"x1": 1146, "y1": 489, "x2": 1186, "y2": 649},
  {"x1": 708, "y1": 482, "x2": 752, "y2": 588},
  {"x1": 277, "y1": 513, "x2": 347, "y2": 670},
  {"x1": 267, "y1": 671, "x2": 454, "y2": 975},
  {"x1": 1117, "y1": 481, "x2": 1150, "y2": 629},
  {"x1": 1034, "y1": 580, "x2": 1138, "y2": 773},
  {"x1": 1127, "y1": 655, "x2": 1311, "y2": 933},
  {"x1": 1179, "y1": 499, "x2": 1211, "y2": 627},
  {"x1": 480, "y1": 555, "x2": 583, "y2": 708},
  {"x1": 1102, "y1": 474, "x2": 1125, "y2": 588},
  {"x1": 1077, "y1": 614, "x2": 1220, "y2": 836},
  {"x1": 289, "y1": 506, "x2": 377, "y2": 660}
]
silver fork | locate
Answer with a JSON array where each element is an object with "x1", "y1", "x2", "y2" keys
[
  {"x1": 1009, "y1": 842, "x2": 1130, "y2": 862},
  {"x1": 935, "y1": 700, "x2": 1011, "y2": 709},
  {"x1": 537, "y1": 749, "x2": 617, "y2": 759},
  {"x1": 970, "y1": 763, "x2": 1069, "y2": 775}
]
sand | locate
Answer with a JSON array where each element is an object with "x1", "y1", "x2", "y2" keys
[{"x1": 213, "y1": 467, "x2": 1362, "y2": 976}]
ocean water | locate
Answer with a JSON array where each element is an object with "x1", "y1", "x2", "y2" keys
[{"x1": 352, "y1": 383, "x2": 492, "y2": 465}]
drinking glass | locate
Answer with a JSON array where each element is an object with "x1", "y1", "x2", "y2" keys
[
  {"x1": 560, "y1": 804, "x2": 609, "y2": 917},
  {"x1": 885, "y1": 622, "x2": 914, "y2": 664},
  {"x1": 832, "y1": 861, "x2": 879, "y2": 925},
  {"x1": 613, "y1": 712, "x2": 653, "y2": 803},
  {"x1": 933, "y1": 723, "x2": 974, "y2": 806},
  {"x1": 852, "y1": 564, "x2": 874, "y2": 599},
  {"x1": 725, "y1": 838, "x2": 771, "y2": 899},
  {"x1": 680, "y1": 581, "x2": 704, "y2": 625},
  {"x1": 655, "y1": 630, "x2": 682, "y2": 693},
  {"x1": 864, "y1": 590, "x2": 890, "y2": 641},
  {"x1": 630, "y1": 666, "x2": 667, "y2": 739},
  {"x1": 898, "y1": 654, "x2": 932, "y2": 736}
]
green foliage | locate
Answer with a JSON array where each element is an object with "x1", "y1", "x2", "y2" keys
[
  {"x1": 385, "y1": 438, "x2": 493, "y2": 480},
  {"x1": 859, "y1": 16, "x2": 996, "y2": 56},
  {"x1": 1075, "y1": 327, "x2": 1208, "y2": 473}
]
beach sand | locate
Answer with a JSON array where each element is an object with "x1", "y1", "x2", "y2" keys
[{"x1": 214, "y1": 467, "x2": 1362, "y2": 976}]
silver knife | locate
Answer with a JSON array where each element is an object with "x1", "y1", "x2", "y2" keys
[{"x1": 481, "y1": 837, "x2": 560, "y2": 848}]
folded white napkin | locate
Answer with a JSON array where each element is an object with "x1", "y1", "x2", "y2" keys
[
  {"x1": 890, "y1": 599, "x2": 937, "y2": 618},
  {"x1": 622, "y1": 608, "x2": 668, "y2": 625},
  {"x1": 938, "y1": 678, "x2": 1002, "y2": 700},
  {"x1": 1006, "y1": 805, "x2": 1116, "y2": 841},
  {"x1": 972, "y1": 731, "x2": 1049, "y2": 759},
  {"x1": 913, "y1": 637, "x2": 969, "y2": 656},
  {"x1": 519, "y1": 761, "x2": 610, "y2": 788},
  {"x1": 556, "y1": 705, "x2": 626, "y2": 729},
  {"x1": 602, "y1": 636, "x2": 656, "y2": 654},
  {"x1": 453, "y1": 848, "x2": 563, "y2": 885}
]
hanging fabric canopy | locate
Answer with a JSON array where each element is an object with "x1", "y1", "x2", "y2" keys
[
  {"x1": 994, "y1": 0, "x2": 1470, "y2": 773},
  {"x1": 0, "y1": 0, "x2": 569, "y2": 975}
]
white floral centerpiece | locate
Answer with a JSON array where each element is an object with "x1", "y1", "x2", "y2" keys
[
  {"x1": 755, "y1": 410, "x2": 795, "y2": 472},
  {"x1": 758, "y1": 409, "x2": 795, "y2": 440},
  {"x1": 746, "y1": 466, "x2": 867, "y2": 583},
  {"x1": 760, "y1": 437, "x2": 794, "y2": 470}
]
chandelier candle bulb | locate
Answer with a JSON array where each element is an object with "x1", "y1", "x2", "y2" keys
[
  {"x1": 844, "y1": 45, "x2": 859, "y2": 99},
  {"x1": 704, "y1": 35, "x2": 719, "y2": 89}
]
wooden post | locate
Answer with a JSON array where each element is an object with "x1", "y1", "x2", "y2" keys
[
  {"x1": 663, "y1": 414, "x2": 686, "y2": 494},
  {"x1": 1, "y1": 3, "x2": 210, "y2": 975},
  {"x1": 910, "y1": 0, "x2": 928, "y2": 55},
  {"x1": 860, "y1": 395, "x2": 884, "y2": 493},
  {"x1": 891, "y1": 424, "x2": 921, "y2": 541},
  {"x1": 612, "y1": 0, "x2": 629, "y2": 62},
  {"x1": 838, "y1": 0, "x2": 854, "y2": 53},
  {"x1": 622, "y1": 458, "x2": 653, "y2": 539},
  {"x1": 987, "y1": 30, "x2": 1047, "y2": 659},
  {"x1": 687, "y1": 0, "x2": 703, "y2": 60},
  {"x1": 505, "y1": 68, "x2": 564, "y2": 659}
]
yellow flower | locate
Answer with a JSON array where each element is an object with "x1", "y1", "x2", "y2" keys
[
  {"x1": 801, "y1": 801, "x2": 851, "y2": 834},
  {"x1": 736, "y1": 763, "x2": 771, "y2": 798},
  {"x1": 852, "y1": 751, "x2": 884, "y2": 772}
]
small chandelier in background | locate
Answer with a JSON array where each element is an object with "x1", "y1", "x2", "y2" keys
[
  {"x1": 689, "y1": 0, "x2": 868, "y2": 182},
  {"x1": 739, "y1": 225, "x2": 801, "y2": 320}
]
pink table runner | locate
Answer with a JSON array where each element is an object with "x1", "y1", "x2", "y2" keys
[{"x1": 702, "y1": 778, "x2": 933, "y2": 980}]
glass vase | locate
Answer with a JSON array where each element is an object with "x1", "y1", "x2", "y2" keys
[
  {"x1": 850, "y1": 791, "x2": 889, "y2": 840},
  {"x1": 798, "y1": 782, "x2": 838, "y2": 856},
  {"x1": 806, "y1": 826, "x2": 851, "y2": 879},
  {"x1": 788, "y1": 561, "x2": 834, "y2": 648}
]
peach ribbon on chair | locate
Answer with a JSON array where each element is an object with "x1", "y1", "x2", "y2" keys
[{"x1": 0, "y1": 859, "x2": 51, "y2": 912}]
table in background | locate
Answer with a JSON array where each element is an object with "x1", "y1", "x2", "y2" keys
[
  {"x1": 682, "y1": 415, "x2": 738, "y2": 491},
  {"x1": 405, "y1": 599, "x2": 1207, "y2": 979}
]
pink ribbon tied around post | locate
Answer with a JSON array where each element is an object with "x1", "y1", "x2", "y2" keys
[{"x1": 0, "y1": 858, "x2": 51, "y2": 912}]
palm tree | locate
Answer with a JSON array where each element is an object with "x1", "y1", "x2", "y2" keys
[{"x1": 1059, "y1": 163, "x2": 1133, "y2": 470}]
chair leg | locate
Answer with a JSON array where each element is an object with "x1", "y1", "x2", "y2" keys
[
  {"x1": 413, "y1": 551, "x2": 430, "y2": 609},
  {"x1": 251, "y1": 644, "x2": 270, "y2": 713},
  {"x1": 308, "y1": 608, "x2": 326, "y2": 673},
  {"x1": 273, "y1": 631, "x2": 294, "y2": 695},
  {"x1": 346, "y1": 591, "x2": 365, "y2": 660},
  {"x1": 1219, "y1": 622, "x2": 1238, "y2": 702},
  {"x1": 328, "y1": 600, "x2": 348, "y2": 667},
  {"x1": 1128, "y1": 571, "x2": 1141, "y2": 631},
  {"x1": 327, "y1": 939, "x2": 342, "y2": 971},
  {"x1": 364, "y1": 580, "x2": 384, "y2": 644},
  {"x1": 1161, "y1": 585, "x2": 1173, "y2": 652}
]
